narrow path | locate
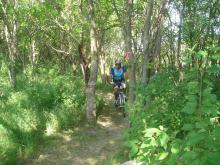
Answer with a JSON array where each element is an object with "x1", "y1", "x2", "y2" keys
[{"x1": 24, "y1": 93, "x2": 129, "y2": 165}]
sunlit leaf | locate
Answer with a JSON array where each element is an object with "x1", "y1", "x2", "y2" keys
[
  {"x1": 196, "y1": 50, "x2": 208, "y2": 58},
  {"x1": 158, "y1": 152, "x2": 169, "y2": 160},
  {"x1": 143, "y1": 128, "x2": 161, "y2": 137},
  {"x1": 171, "y1": 142, "x2": 180, "y2": 154},
  {"x1": 211, "y1": 54, "x2": 220, "y2": 60},
  {"x1": 159, "y1": 132, "x2": 169, "y2": 150},
  {"x1": 181, "y1": 57, "x2": 193, "y2": 64}
]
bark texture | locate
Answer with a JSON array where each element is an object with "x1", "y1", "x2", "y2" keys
[
  {"x1": 142, "y1": 0, "x2": 154, "y2": 84},
  {"x1": 86, "y1": 0, "x2": 99, "y2": 125},
  {"x1": 1, "y1": 0, "x2": 18, "y2": 89}
]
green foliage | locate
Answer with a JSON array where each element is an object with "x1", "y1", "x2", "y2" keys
[
  {"x1": 0, "y1": 66, "x2": 86, "y2": 164},
  {"x1": 124, "y1": 50, "x2": 220, "y2": 164},
  {"x1": 96, "y1": 94, "x2": 106, "y2": 118}
]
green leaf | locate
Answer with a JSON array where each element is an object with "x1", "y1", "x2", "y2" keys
[
  {"x1": 149, "y1": 138, "x2": 158, "y2": 147},
  {"x1": 204, "y1": 152, "x2": 220, "y2": 164},
  {"x1": 159, "y1": 132, "x2": 169, "y2": 150},
  {"x1": 186, "y1": 131, "x2": 206, "y2": 145},
  {"x1": 187, "y1": 82, "x2": 198, "y2": 94},
  {"x1": 182, "y1": 151, "x2": 198, "y2": 161},
  {"x1": 196, "y1": 50, "x2": 208, "y2": 58},
  {"x1": 158, "y1": 152, "x2": 169, "y2": 160},
  {"x1": 212, "y1": 127, "x2": 220, "y2": 139},
  {"x1": 203, "y1": 88, "x2": 217, "y2": 102},
  {"x1": 213, "y1": 47, "x2": 220, "y2": 52},
  {"x1": 159, "y1": 125, "x2": 164, "y2": 130},
  {"x1": 207, "y1": 66, "x2": 220, "y2": 74},
  {"x1": 204, "y1": 137, "x2": 220, "y2": 149},
  {"x1": 211, "y1": 54, "x2": 220, "y2": 60},
  {"x1": 143, "y1": 128, "x2": 161, "y2": 137},
  {"x1": 131, "y1": 145, "x2": 139, "y2": 156},
  {"x1": 124, "y1": 139, "x2": 138, "y2": 148},
  {"x1": 203, "y1": 105, "x2": 218, "y2": 115},
  {"x1": 140, "y1": 143, "x2": 149, "y2": 149},
  {"x1": 182, "y1": 123, "x2": 194, "y2": 131},
  {"x1": 191, "y1": 159, "x2": 202, "y2": 165},
  {"x1": 127, "y1": 140, "x2": 139, "y2": 156},
  {"x1": 202, "y1": 89, "x2": 218, "y2": 115},
  {"x1": 195, "y1": 121, "x2": 209, "y2": 129},
  {"x1": 210, "y1": 117, "x2": 219, "y2": 125},
  {"x1": 181, "y1": 57, "x2": 193, "y2": 64},
  {"x1": 182, "y1": 101, "x2": 197, "y2": 114},
  {"x1": 171, "y1": 142, "x2": 180, "y2": 154}
]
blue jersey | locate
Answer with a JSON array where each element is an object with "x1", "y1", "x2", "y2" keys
[{"x1": 111, "y1": 66, "x2": 126, "y2": 81}]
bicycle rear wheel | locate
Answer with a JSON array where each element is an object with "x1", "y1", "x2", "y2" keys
[{"x1": 118, "y1": 93, "x2": 126, "y2": 117}]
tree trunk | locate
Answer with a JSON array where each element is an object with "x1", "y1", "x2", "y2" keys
[
  {"x1": 30, "y1": 38, "x2": 37, "y2": 76},
  {"x1": 142, "y1": 0, "x2": 154, "y2": 84},
  {"x1": 144, "y1": 0, "x2": 167, "y2": 82},
  {"x1": 79, "y1": 43, "x2": 90, "y2": 86},
  {"x1": 124, "y1": 0, "x2": 135, "y2": 104},
  {"x1": 8, "y1": 62, "x2": 16, "y2": 89},
  {"x1": 177, "y1": 4, "x2": 183, "y2": 69},
  {"x1": 154, "y1": 31, "x2": 162, "y2": 72},
  {"x1": 79, "y1": 0, "x2": 90, "y2": 86},
  {"x1": 86, "y1": 0, "x2": 99, "y2": 125},
  {"x1": 1, "y1": 0, "x2": 18, "y2": 89},
  {"x1": 9, "y1": 33, "x2": 17, "y2": 89}
]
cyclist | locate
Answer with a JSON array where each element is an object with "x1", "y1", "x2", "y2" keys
[{"x1": 110, "y1": 59, "x2": 127, "y2": 105}]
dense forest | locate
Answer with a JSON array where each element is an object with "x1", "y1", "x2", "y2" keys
[{"x1": 0, "y1": 0, "x2": 220, "y2": 164}]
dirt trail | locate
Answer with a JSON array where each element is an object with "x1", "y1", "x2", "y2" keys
[{"x1": 24, "y1": 93, "x2": 129, "y2": 165}]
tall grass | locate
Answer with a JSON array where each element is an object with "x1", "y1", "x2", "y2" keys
[{"x1": 0, "y1": 65, "x2": 87, "y2": 164}]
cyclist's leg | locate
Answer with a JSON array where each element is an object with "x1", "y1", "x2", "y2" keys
[
  {"x1": 113, "y1": 84, "x2": 119, "y2": 100},
  {"x1": 121, "y1": 81, "x2": 126, "y2": 94},
  {"x1": 121, "y1": 81, "x2": 127, "y2": 101}
]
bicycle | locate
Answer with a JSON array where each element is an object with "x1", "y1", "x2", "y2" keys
[{"x1": 111, "y1": 81, "x2": 126, "y2": 117}]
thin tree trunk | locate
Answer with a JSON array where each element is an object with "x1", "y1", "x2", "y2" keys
[
  {"x1": 9, "y1": 32, "x2": 17, "y2": 89},
  {"x1": 145, "y1": 0, "x2": 167, "y2": 82},
  {"x1": 30, "y1": 38, "x2": 37, "y2": 76},
  {"x1": 124, "y1": 0, "x2": 135, "y2": 104},
  {"x1": 79, "y1": 0, "x2": 90, "y2": 86},
  {"x1": 142, "y1": 0, "x2": 154, "y2": 84},
  {"x1": 154, "y1": 31, "x2": 162, "y2": 72},
  {"x1": 79, "y1": 43, "x2": 90, "y2": 86},
  {"x1": 86, "y1": 0, "x2": 99, "y2": 125},
  {"x1": 177, "y1": 4, "x2": 183, "y2": 69},
  {"x1": 1, "y1": 0, "x2": 18, "y2": 89}
]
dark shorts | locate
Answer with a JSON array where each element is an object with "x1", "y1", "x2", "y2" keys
[{"x1": 113, "y1": 80, "x2": 124, "y2": 88}]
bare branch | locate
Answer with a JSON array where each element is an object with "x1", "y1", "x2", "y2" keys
[{"x1": 47, "y1": 43, "x2": 70, "y2": 55}]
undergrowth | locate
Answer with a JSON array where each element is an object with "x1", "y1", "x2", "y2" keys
[
  {"x1": 0, "y1": 65, "x2": 104, "y2": 164},
  {"x1": 124, "y1": 49, "x2": 220, "y2": 164}
]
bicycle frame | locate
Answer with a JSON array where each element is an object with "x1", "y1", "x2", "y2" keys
[{"x1": 116, "y1": 85, "x2": 125, "y2": 107}]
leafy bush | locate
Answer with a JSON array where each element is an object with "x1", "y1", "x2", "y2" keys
[
  {"x1": 0, "y1": 66, "x2": 86, "y2": 164},
  {"x1": 124, "y1": 50, "x2": 220, "y2": 164}
]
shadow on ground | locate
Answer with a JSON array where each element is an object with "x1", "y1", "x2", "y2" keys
[{"x1": 23, "y1": 93, "x2": 129, "y2": 165}]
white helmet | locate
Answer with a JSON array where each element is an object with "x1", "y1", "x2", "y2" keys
[{"x1": 115, "y1": 59, "x2": 121, "y2": 64}]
